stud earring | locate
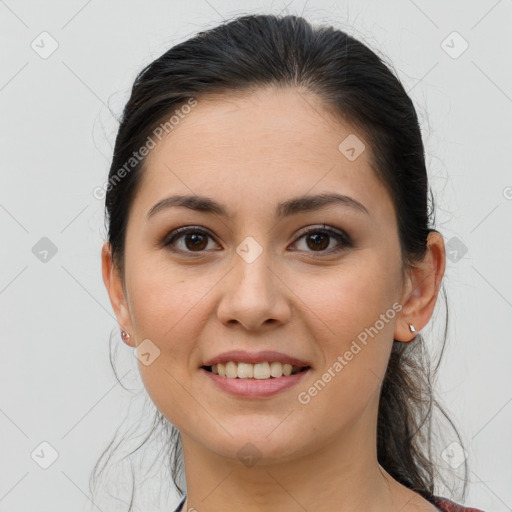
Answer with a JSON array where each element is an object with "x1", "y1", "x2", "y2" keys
[
  {"x1": 409, "y1": 324, "x2": 416, "y2": 333},
  {"x1": 121, "y1": 330, "x2": 131, "y2": 341}
]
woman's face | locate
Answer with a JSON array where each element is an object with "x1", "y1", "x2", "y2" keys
[{"x1": 104, "y1": 87, "x2": 419, "y2": 464}]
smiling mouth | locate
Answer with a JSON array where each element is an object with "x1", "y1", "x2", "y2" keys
[{"x1": 202, "y1": 362, "x2": 311, "y2": 379}]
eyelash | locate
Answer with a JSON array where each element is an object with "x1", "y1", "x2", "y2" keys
[{"x1": 162, "y1": 224, "x2": 352, "y2": 257}]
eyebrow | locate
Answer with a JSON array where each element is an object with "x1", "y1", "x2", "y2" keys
[{"x1": 146, "y1": 192, "x2": 371, "y2": 221}]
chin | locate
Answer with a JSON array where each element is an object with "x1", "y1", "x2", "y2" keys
[{"x1": 197, "y1": 423, "x2": 313, "y2": 465}]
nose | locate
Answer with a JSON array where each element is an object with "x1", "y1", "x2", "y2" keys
[{"x1": 216, "y1": 246, "x2": 291, "y2": 331}]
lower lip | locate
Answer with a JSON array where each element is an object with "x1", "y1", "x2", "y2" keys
[{"x1": 200, "y1": 367, "x2": 311, "y2": 398}]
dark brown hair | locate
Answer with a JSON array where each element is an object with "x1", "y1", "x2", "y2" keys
[{"x1": 92, "y1": 13, "x2": 467, "y2": 510}]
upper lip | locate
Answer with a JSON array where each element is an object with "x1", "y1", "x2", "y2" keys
[{"x1": 202, "y1": 350, "x2": 311, "y2": 368}]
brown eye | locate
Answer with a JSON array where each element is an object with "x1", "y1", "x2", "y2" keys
[
  {"x1": 292, "y1": 225, "x2": 352, "y2": 255},
  {"x1": 182, "y1": 232, "x2": 208, "y2": 251},
  {"x1": 163, "y1": 227, "x2": 219, "y2": 254},
  {"x1": 305, "y1": 232, "x2": 329, "y2": 251}
]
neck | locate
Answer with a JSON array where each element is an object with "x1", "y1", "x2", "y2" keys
[{"x1": 178, "y1": 413, "x2": 420, "y2": 512}]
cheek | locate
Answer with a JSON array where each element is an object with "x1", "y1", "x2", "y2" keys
[
  {"x1": 291, "y1": 254, "x2": 398, "y2": 405},
  {"x1": 126, "y1": 252, "x2": 205, "y2": 339},
  {"x1": 124, "y1": 259, "x2": 220, "y2": 385},
  {"x1": 125, "y1": 263, "x2": 210, "y2": 425},
  {"x1": 292, "y1": 252, "x2": 399, "y2": 340}
]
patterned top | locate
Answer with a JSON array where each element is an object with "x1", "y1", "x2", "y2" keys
[
  {"x1": 171, "y1": 494, "x2": 486, "y2": 511},
  {"x1": 431, "y1": 496, "x2": 485, "y2": 512}
]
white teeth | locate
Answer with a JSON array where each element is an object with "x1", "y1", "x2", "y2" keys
[
  {"x1": 225, "y1": 361, "x2": 238, "y2": 379},
  {"x1": 237, "y1": 362, "x2": 254, "y2": 378},
  {"x1": 253, "y1": 362, "x2": 270, "y2": 379},
  {"x1": 209, "y1": 361, "x2": 303, "y2": 379},
  {"x1": 270, "y1": 361, "x2": 283, "y2": 378}
]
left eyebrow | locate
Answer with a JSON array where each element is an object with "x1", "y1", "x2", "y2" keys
[
  {"x1": 276, "y1": 192, "x2": 371, "y2": 219},
  {"x1": 146, "y1": 192, "x2": 371, "y2": 221}
]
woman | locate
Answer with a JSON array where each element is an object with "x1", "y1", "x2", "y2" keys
[{"x1": 98, "y1": 13, "x2": 485, "y2": 512}]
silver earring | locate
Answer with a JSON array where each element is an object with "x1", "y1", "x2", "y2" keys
[
  {"x1": 121, "y1": 330, "x2": 131, "y2": 341},
  {"x1": 409, "y1": 324, "x2": 416, "y2": 333}
]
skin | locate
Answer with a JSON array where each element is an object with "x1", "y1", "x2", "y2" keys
[{"x1": 102, "y1": 87, "x2": 445, "y2": 512}]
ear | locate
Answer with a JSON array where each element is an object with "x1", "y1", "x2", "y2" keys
[
  {"x1": 101, "y1": 242, "x2": 135, "y2": 347},
  {"x1": 394, "y1": 230, "x2": 446, "y2": 342}
]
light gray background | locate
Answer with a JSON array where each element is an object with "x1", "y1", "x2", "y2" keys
[{"x1": 1, "y1": 1, "x2": 511, "y2": 511}]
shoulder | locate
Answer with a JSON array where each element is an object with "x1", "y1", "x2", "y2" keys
[{"x1": 431, "y1": 495, "x2": 486, "y2": 512}]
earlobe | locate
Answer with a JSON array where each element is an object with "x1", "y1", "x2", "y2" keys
[
  {"x1": 101, "y1": 242, "x2": 135, "y2": 347},
  {"x1": 394, "y1": 231, "x2": 446, "y2": 343},
  {"x1": 120, "y1": 330, "x2": 132, "y2": 344}
]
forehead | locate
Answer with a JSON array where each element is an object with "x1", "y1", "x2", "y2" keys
[
  {"x1": 146, "y1": 87, "x2": 352, "y2": 167},
  {"x1": 134, "y1": 87, "x2": 394, "y2": 223}
]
